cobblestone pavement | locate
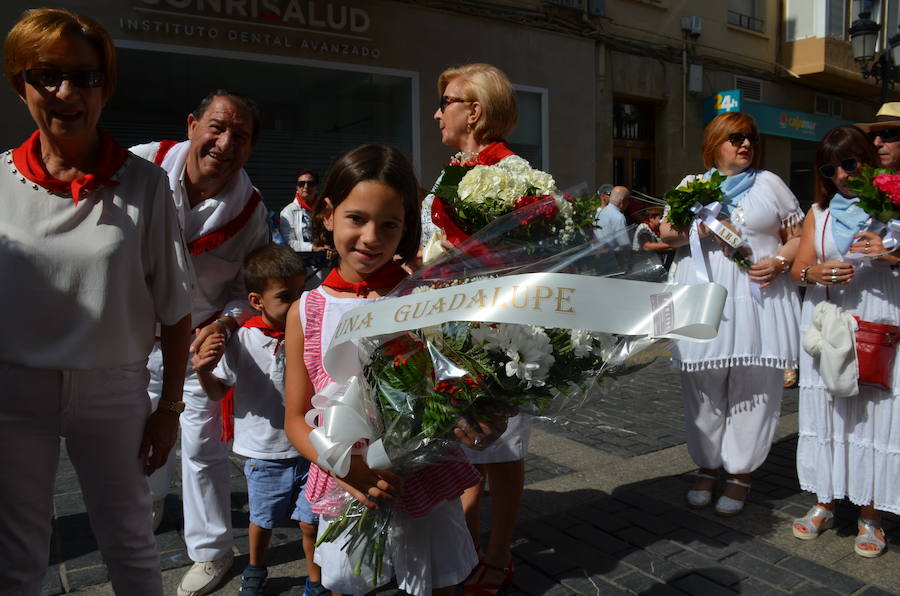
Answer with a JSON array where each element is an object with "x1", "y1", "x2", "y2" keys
[{"x1": 45, "y1": 358, "x2": 897, "y2": 595}]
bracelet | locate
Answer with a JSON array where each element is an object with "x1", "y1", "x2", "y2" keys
[
  {"x1": 157, "y1": 399, "x2": 185, "y2": 414},
  {"x1": 773, "y1": 255, "x2": 789, "y2": 274},
  {"x1": 214, "y1": 318, "x2": 232, "y2": 340},
  {"x1": 799, "y1": 265, "x2": 813, "y2": 285}
]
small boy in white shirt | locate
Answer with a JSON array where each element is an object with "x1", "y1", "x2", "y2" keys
[{"x1": 193, "y1": 244, "x2": 326, "y2": 596}]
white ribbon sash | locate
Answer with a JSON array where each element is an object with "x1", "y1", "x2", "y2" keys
[
  {"x1": 307, "y1": 273, "x2": 726, "y2": 475},
  {"x1": 323, "y1": 272, "x2": 726, "y2": 383}
]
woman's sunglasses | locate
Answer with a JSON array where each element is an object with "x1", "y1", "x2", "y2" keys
[
  {"x1": 23, "y1": 68, "x2": 105, "y2": 90},
  {"x1": 439, "y1": 95, "x2": 473, "y2": 113},
  {"x1": 817, "y1": 157, "x2": 858, "y2": 179},
  {"x1": 727, "y1": 132, "x2": 758, "y2": 147},
  {"x1": 296, "y1": 180, "x2": 316, "y2": 188}
]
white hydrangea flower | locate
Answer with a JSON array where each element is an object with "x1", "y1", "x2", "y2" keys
[
  {"x1": 457, "y1": 165, "x2": 509, "y2": 204},
  {"x1": 457, "y1": 158, "x2": 558, "y2": 208}
]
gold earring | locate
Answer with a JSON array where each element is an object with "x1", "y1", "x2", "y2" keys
[{"x1": 466, "y1": 123, "x2": 472, "y2": 132}]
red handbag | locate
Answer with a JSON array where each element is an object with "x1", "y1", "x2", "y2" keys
[{"x1": 855, "y1": 318, "x2": 900, "y2": 391}]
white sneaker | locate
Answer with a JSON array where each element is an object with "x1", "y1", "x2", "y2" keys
[
  {"x1": 151, "y1": 498, "x2": 164, "y2": 533},
  {"x1": 177, "y1": 552, "x2": 234, "y2": 596}
]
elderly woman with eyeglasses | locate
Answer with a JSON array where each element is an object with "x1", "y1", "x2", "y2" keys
[
  {"x1": 789, "y1": 125, "x2": 900, "y2": 558},
  {"x1": 0, "y1": 9, "x2": 191, "y2": 593},
  {"x1": 421, "y1": 62, "x2": 524, "y2": 595},
  {"x1": 660, "y1": 112, "x2": 803, "y2": 517}
]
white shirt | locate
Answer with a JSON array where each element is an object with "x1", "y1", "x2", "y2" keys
[
  {"x1": 131, "y1": 141, "x2": 270, "y2": 325},
  {"x1": 213, "y1": 326, "x2": 299, "y2": 459},
  {"x1": 279, "y1": 198, "x2": 314, "y2": 253},
  {"x1": 0, "y1": 149, "x2": 191, "y2": 369},
  {"x1": 594, "y1": 203, "x2": 630, "y2": 248}
]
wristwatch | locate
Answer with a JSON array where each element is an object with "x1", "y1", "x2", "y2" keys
[{"x1": 157, "y1": 400, "x2": 186, "y2": 414}]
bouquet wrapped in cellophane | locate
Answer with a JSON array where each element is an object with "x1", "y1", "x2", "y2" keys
[
  {"x1": 660, "y1": 171, "x2": 752, "y2": 270},
  {"x1": 307, "y1": 183, "x2": 726, "y2": 586}
]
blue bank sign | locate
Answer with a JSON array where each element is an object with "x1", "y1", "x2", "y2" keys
[{"x1": 703, "y1": 90, "x2": 850, "y2": 142}]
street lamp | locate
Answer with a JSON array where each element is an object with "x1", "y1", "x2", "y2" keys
[{"x1": 849, "y1": 8, "x2": 900, "y2": 101}]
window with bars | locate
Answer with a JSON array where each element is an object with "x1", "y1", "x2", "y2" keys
[{"x1": 728, "y1": 0, "x2": 765, "y2": 33}]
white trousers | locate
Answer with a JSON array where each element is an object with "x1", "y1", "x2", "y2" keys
[
  {"x1": 0, "y1": 363, "x2": 162, "y2": 596},
  {"x1": 680, "y1": 365, "x2": 783, "y2": 475},
  {"x1": 147, "y1": 345, "x2": 232, "y2": 562}
]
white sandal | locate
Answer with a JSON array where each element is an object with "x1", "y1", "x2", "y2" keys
[
  {"x1": 854, "y1": 518, "x2": 887, "y2": 558},
  {"x1": 686, "y1": 471, "x2": 717, "y2": 509},
  {"x1": 792, "y1": 505, "x2": 834, "y2": 540},
  {"x1": 715, "y1": 478, "x2": 750, "y2": 517}
]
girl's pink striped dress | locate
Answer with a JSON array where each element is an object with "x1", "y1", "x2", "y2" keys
[{"x1": 300, "y1": 287, "x2": 481, "y2": 516}]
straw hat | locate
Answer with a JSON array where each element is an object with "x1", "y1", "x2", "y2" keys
[{"x1": 854, "y1": 102, "x2": 900, "y2": 132}]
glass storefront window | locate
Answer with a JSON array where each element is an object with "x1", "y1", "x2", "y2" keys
[
  {"x1": 509, "y1": 88, "x2": 546, "y2": 169},
  {"x1": 102, "y1": 47, "x2": 414, "y2": 211}
]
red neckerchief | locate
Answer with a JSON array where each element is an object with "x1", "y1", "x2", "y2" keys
[
  {"x1": 12, "y1": 129, "x2": 127, "y2": 205},
  {"x1": 321, "y1": 262, "x2": 408, "y2": 296},
  {"x1": 295, "y1": 193, "x2": 315, "y2": 212},
  {"x1": 242, "y1": 315, "x2": 285, "y2": 341},
  {"x1": 476, "y1": 140, "x2": 514, "y2": 166}
]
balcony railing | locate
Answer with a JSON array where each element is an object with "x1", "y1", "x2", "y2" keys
[{"x1": 728, "y1": 9, "x2": 765, "y2": 33}]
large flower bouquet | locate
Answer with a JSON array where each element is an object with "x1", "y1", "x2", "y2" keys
[
  {"x1": 424, "y1": 155, "x2": 601, "y2": 262},
  {"x1": 660, "y1": 172, "x2": 751, "y2": 270},
  {"x1": 308, "y1": 166, "x2": 726, "y2": 586}
]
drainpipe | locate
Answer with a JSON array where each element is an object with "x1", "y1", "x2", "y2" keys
[{"x1": 682, "y1": 32, "x2": 687, "y2": 149}]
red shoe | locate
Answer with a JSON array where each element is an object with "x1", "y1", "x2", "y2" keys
[{"x1": 463, "y1": 556, "x2": 514, "y2": 595}]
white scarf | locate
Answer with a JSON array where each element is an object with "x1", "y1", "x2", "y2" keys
[{"x1": 158, "y1": 140, "x2": 256, "y2": 243}]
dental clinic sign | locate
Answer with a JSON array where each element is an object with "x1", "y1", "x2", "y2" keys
[
  {"x1": 704, "y1": 90, "x2": 848, "y2": 142},
  {"x1": 120, "y1": 0, "x2": 381, "y2": 59}
]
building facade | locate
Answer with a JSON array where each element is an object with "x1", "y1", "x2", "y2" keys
[{"x1": 0, "y1": 0, "x2": 893, "y2": 212}]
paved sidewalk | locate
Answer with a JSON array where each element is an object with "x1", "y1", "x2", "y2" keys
[{"x1": 45, "y1": 359, "x2": 899, "y2": 595}]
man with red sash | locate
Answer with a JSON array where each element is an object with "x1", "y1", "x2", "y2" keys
[{"x1": 131, "y1": 90, "x2": 269, "y2": 596}]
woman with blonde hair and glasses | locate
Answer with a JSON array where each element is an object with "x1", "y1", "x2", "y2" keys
[
  {"x1": 789, "y1": 125, "x2": 900, "y2": 558},
  {"x1": 660, "y1": 112, "x2": 803, "y2": 517},
  {"x1": 422, "y1": 62, "x2": 524, "y2": 594}
]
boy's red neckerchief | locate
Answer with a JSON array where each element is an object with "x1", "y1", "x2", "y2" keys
[
  {"x1": 242, "y1": 315, "x2": 285, "y2": 340},
  {"x1": 12, "y1": 129, "x2": 128, "y2": 205},
  {"x1": 321, "y1": 262, "x2": 408, "y2": 296}
]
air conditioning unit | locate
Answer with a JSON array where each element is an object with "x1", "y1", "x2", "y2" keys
[
  {"x1": 735, "y1": 75, "x2": 762, "y2": 102},
  {"x1": 681, "y1": 16, "x2": 702, "y2": 37}
]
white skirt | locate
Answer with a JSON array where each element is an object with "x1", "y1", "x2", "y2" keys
[
  {"x1": 315, "y1": 498, "x2": 477, "y2": 596},
  {"x1": 796, "y1": 385, "x2": 900, "y2": 515},
  {"x1": 462, "y1": 413, "x2": 531, "y2": 464}
]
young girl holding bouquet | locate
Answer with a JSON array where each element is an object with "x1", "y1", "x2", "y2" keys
[{"x1": 283, "y1": 145, "x2": 484, "y2": 595}]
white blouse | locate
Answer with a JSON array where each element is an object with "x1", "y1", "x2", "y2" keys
[{"x1": 0, "y1": 150, "x2": 191, "y2": 369}]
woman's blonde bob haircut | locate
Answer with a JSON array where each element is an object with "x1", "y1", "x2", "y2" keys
[
  {"x1": 4, "y1": 8, "x2": 117, "y2": 101},
  {"x1": 437, "y1": 63, "x2": 518, "y2": 143},
  {"x1": 702, "y1": 112, "x2": 762, "y2": 171}
]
